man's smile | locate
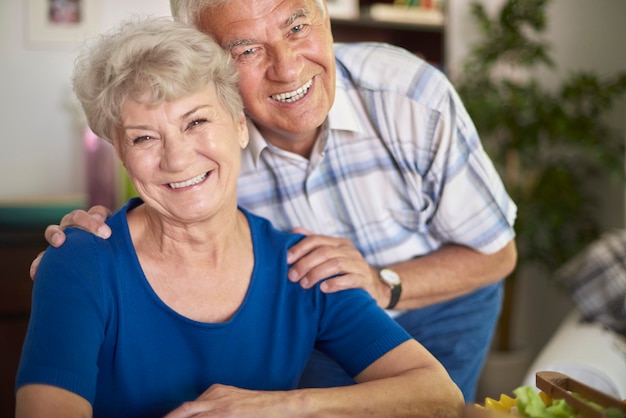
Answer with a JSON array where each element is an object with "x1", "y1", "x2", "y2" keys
[{"x1": 270, "y1": 79, "x2": 313, "y2": 103}]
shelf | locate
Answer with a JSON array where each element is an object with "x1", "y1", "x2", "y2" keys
[
  {"x1": 368, "y1": 4, "x2": 444, "y2": 27},
  {"x1": 332, "y1": 7, "x2": 443, "y2": 32},
  {"x1": 330, "y1": 6, "x2": 445, "y2": 66}
]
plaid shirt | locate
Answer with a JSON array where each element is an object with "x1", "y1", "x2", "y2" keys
[
  {"x1": 556, "y1": 229, "x2": 626, "y2": 335},
  {"x1": 238, "y1": 42, "x2": 516, "y2": 269}
]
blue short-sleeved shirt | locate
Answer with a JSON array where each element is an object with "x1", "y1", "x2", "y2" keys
[{"x1": 16, "y1": 198, "x2": 410, "y2": 417}]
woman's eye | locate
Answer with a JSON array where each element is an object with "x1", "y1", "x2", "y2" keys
[
  {"x1": 187, "y1": 118, "x2": 207, "y2": 129},
  {"x1": 132, "y1": 135, "x2": 152, "y2": 145}
]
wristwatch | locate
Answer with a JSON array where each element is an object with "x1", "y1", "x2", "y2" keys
[{"x1": 379, "y1": 268, "x2": 402, "y2": 310}]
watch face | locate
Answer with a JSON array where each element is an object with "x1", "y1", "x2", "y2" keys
[{"x1": 380, "y1": 268, "x2": 400, "y2": 285}]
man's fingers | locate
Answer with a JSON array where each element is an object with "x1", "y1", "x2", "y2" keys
[
  {"x1": 318, "y1": 274, "x2": 361, "y2": 293},
  {"x1": 86, "y1": 205, "x2": 112, "y2": 221},
  {"x1": 29, "y1": 251, "x2": 45, "y2": 281},
  {"x1": 287, "y1": 234, "x2": 346, "y2": 264},
  {"x1": 59, "y1": 209, "x2": 112, "y2": 239},
  {"x1": 44, "y1": 225, "x2": 66, "y2": 247},
  {"x1": 291, "y1": 226, "x2": 313, "y2": 236}
]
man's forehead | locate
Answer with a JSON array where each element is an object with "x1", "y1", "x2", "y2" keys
[{"x1": 197, "y1": 0, "x2": 315, "y2": 35}]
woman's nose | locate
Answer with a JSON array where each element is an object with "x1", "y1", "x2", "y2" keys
[{"x1": 160, "y1": 136, "x2": 195, "y2": 171}]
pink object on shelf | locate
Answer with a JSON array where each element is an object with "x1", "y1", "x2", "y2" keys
[{"x1": 84, "y1": 127, "x2": 118, "y2": 210}]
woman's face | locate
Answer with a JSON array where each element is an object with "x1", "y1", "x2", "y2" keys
[{"x1": 116, "y1": 85, "x2": 248, "y2": 224}]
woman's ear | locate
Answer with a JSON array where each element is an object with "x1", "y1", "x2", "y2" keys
[{"x1": 237, "y1": 112, "x2": 249, "y2": 149}]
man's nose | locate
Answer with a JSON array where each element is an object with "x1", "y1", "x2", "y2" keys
[{"x1": 267, "y1": 42, "x2": 302, "y2": 81}]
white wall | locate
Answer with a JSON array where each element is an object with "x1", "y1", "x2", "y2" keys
[{"x1": 0, "y1": 0, "x2": 170, "y2": 200}]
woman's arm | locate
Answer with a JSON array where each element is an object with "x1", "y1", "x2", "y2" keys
[
  {"x1": 16, "y1": 385, "x2": 92, "y2": 418},
  {"x1": 299, "y1": 339, "x2": 464, "y2": 417},
  {"x1": 164, "y1": 340, "x2": 464, "y2": 418}
]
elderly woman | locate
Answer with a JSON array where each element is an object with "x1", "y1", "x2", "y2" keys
[{"x1": 15, "y1": 18, "x2": 463, "y2": 417}]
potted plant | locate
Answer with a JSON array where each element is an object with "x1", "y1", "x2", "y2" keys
[{"x1": 455, "y1": 0, "x2": 626, "y2": 354}]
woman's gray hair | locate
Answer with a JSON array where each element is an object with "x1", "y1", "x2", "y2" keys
[
  {"x1": 72, "y1": 17, "x2": 243, "y2": 143},
  {"x1": 170, "y1": 0, "x2": 326, "y2": 27}
]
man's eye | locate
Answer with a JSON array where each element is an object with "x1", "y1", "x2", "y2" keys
[
  {"x1": 291, "y1": 24, "x2": 303, "y2": 33},
  {"x1": 235, "y1": 47, "x2": 258, "y2": 59}
]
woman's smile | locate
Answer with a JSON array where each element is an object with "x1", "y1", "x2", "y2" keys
[{"x1": 167, "y1": 171, "x2": 210, "y2": 189}]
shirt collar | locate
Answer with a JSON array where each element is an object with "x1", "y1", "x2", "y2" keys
[
  {"x1": 245, "y1": 118, "x2": 268, "y2": 167},
  {"x1": 327, "y1": 84, "x2": 362, "y2": 133}
]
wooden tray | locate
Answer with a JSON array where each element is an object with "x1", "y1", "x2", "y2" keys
[{"x1": 535, "y1": 371, "x2": 626, "y2": 417}]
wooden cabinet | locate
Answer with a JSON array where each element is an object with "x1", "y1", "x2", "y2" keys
[
  {"x1": 0, "y1": 229, "x2": 45, "y2": 416},
  {"x1": 330, "y1": 5, "x2": 445, "y2": 67}
]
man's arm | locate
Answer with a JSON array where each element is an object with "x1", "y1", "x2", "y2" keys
[
  {"x1": 287, "y1": 230, "x2": 517, "y2": 310},
  {"x1": 381, "y1": 240, "x2": 517, "y2": 310},
  {"x1": 30, "y1": 206, "x2": 112, "y2": 279}
]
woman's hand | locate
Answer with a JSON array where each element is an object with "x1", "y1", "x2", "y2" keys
[
  {"x1": 164, "y1": 384, "x2": 293, "y2": 418},
  {"x1": 30, "y1": 205, "x2": 112, "y2": 279}
]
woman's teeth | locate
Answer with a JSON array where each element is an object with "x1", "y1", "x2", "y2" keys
[
  {"x1": 271, "y1": 79, "x2": 312, "y2": 103},
  {"x1": 169, "y1": 172, "x2": 208, "y2": 189}
]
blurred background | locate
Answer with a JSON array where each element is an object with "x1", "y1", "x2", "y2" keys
[{"x1": 0, "y1": 0, "x2": 625, "y2": 413}]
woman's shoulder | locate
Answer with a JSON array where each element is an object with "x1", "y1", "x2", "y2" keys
[
  {"x1": 47, "y1": 202, "x2": 132, "y2": 264},
  {"x1": 241, "y1": 208, "x2": 304, "y2": 249}
]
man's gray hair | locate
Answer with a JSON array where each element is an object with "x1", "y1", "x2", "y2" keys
[{"x1": 170, "y1": 0, "x2": 326, "y2": 27}]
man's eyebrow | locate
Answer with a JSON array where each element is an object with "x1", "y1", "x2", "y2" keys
[
  {"x1": 224, "y1": 39, "x2": 254, "y2": 52},
  {"x1": 285, "y1": 8, "x2": 309, "y2": 27},
  {"x1": 223, "y1": 8, "x2": 311, "y2": 52}
]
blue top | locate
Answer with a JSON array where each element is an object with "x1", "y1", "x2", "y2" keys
[{"x1": 16, "y1": 198, "x2": 410, "y2": 417}]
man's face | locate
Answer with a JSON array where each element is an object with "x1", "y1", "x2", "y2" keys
[{"x1": 197, "y1": 0, "x2": 336, "y2": 155}]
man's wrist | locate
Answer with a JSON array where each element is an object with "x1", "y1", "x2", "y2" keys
[{"x1": 379, "y1": 268, "x2": 402, "y2": 310}]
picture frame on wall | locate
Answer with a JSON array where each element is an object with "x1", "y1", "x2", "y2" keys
[
  {"x1": 326, "y1": 0, "x2": 360, "y2": 19},
  {"x1": 25, "y1": 0, "x2": 101, "y2": 48}
]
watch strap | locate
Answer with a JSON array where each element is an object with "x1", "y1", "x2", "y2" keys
[
  {"x1": 386, "y1": 281, "x2": 402, "y2": 310},
  {"x1": 379, "y1": 269, "x2": 402, "y2": 310}
]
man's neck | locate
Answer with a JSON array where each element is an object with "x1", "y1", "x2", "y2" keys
[{"x1": 256, "y1": 124, "x2": 322, "y2": 159}]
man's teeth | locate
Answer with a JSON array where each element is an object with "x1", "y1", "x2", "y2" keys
[
  {"x1": 271, "y1": 79, "x2": 312, "y2": 103},
  {"x1": 169, "y1": 172, "x2": 208, "y2": 189}
]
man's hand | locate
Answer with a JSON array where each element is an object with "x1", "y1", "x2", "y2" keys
[
  {"x1": 286, "y1": 228, "x2": 391, "y2": 308},
  {"x1": 29, "y1": 205, "x2": 112, "y2": 280}
]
